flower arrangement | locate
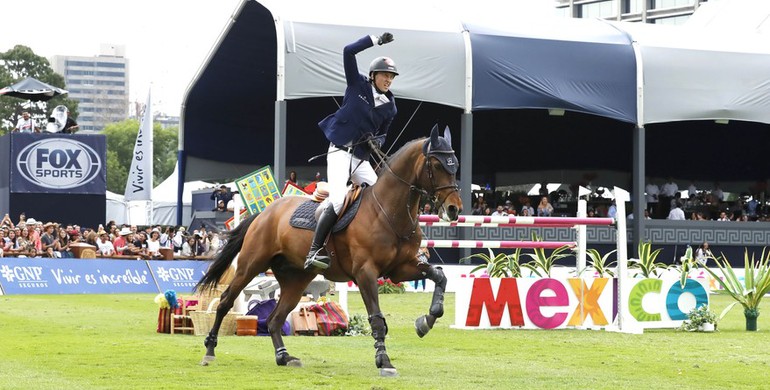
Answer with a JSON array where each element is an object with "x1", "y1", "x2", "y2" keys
[
  {"x1": 679, "y1": 304, "x2": 717, "y2": 332},
  {"x1": 154, "y1": 293, "x2": 170, "y2": 309},
  {"x1": 153, "y1": 290, "x2": 178, "y2": 309},
  {"x1": 345, "y1": 313, "x2": 371, "y2": 336},
  {"x1": 377, "y1": 278, "x2": 406, "y2": 294}
]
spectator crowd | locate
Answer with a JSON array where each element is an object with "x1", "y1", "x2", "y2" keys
[
  {"x1": 467, "y1": 181, "x2": 769, "y2": 222},
  {"x1": 0, "y1": 213, "x2": 221, "y2": 259}
]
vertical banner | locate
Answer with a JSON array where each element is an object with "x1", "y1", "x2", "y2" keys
[
  {"x1": 125, "y1": 89, "x2": 153, "y2": 201},
  {"x1": 235, "y1": 166, "x2": 281, "y2": 215}
]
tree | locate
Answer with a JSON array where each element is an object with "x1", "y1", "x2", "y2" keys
[
  {"x1": 0, "y1": 45, "x2": 79, "y2": 134},
  {"x1": 103, "y1": 119, "x2": 178, "y2": 194}
]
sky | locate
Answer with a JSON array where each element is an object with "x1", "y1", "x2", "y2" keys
[
  {"x1": 0, "y1": 0, "x2": 551, "y2": 115},
  {"x1": 0, "y1": 0, "x2": 242, "y2": 115}
]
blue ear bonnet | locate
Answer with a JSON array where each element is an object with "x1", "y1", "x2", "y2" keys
[{"x1": 422, "y1": 125, "x2": 458, "y2": 175}]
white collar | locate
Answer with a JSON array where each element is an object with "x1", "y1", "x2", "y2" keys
[{"x1": 371, "y1": 85, "x2": 389, "y2": 104}]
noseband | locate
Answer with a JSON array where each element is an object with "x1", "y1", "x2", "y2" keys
[{"x1": 372, "y1": 143, "x2": 459, "y2": 240}]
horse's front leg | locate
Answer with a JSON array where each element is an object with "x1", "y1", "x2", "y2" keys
[
  {"x1": 356, "y1": 268, "x2": 397, "y2": 377},
  {"x1": 415, "y1": 264, "x2": 446, "y2": 338}
]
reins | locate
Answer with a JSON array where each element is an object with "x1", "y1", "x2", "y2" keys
[{"x1": 369, "y1": 140, "x2": 459, "y2": 241}]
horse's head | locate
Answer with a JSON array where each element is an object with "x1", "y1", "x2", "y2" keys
[{"x1": 421, "y1": 124, "x2": 462, "y2": 221}]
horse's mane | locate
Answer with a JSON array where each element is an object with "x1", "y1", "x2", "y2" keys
[
  {"x1": 377, "y1": 137, "x2": 426, "y2": 178},
  {"x1": 388, "y1": 137, "x2": 426, "y2": 161}
]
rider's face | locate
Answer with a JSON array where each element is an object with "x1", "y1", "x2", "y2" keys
[{"x1": 373, "y1": 72, "x2": 396, "y2": 93}]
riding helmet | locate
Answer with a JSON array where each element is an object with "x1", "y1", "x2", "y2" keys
[{"x1": 369, "y1": 57, "x2": 399, "y2": 76}]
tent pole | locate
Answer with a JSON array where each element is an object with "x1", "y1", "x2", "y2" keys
[
  {"x1": 460, "y1": 29, "x2": 473, "y2": 262},
  {"x1": 274, "y1": 101, "x2": 287, "y2": 185},
  {"x1": 460, "y1": 113, "x2": 473, "y2": 262},
  {"x1": 632, "y1": 125, "x2": 645, "y2": 249},
  {"x1": 274, "y1": 15, "x2": 286, "y2": 186}
]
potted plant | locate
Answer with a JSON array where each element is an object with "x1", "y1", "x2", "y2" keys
[
  {"x1": 585, "y1": 248, "x2": 617, "y2": 277},
  {"x1": 465, "y1": 248, "x2": 524, "y2": 278},
  {"x1": 629, "y1": 240, "x2": 668, "y2": 278},
  {"x1": 521, "y1": 233, "x2": 572, "y2": 278},
  {"x1": 703, "y1": 248, "x2": 770, "y2": 331},
  {"x1": 377, "y1": 278, "x2": 406, "y2": 294},
  {"x1": 680, "y1": 304, "x2": 717, "y2": 332}
]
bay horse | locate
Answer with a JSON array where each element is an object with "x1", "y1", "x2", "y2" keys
[{"x1": 195, "y1": 125, "x2": 462, "y2": 377}]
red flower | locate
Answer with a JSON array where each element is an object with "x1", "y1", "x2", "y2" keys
[{"x1": 378, "y1": 280, "x2": 384, "y2": 285}]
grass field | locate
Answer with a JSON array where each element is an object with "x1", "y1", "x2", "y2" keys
[{"x1": 1, "y1": 292, "x2": 768, "y2": 389}]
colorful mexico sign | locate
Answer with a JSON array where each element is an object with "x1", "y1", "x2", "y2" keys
[{"x1": 453, "y1": 277, "x2": 709, "y2": 330}]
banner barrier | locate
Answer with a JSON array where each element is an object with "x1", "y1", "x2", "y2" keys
[
  {"x1": 146, "y1": 260, "x2": 212, "y2": 295},
  {"x1": 0, "y1": 258, "x2": 212, "y2": 295}
]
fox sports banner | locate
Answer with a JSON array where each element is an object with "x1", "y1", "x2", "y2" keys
[{"x1": 11, "y1": 133, "x2": 106, "y2": 194}]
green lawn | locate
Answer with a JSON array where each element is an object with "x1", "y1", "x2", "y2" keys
[{"x1": 0, "y1": 292, "x2": 767, "y2": 389}]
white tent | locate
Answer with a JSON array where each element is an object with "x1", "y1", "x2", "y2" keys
[{"x1": 104, "y1": 166, "x2": 214, "y2": 226}]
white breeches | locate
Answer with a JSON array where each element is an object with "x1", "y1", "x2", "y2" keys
[{"x1": 325, "y1": 144, "x2": 378, "y2": 213}]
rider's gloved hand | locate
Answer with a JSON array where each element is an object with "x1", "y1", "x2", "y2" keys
[{"x1": 377, "y1": 32, "x2": 394, "y2": 46}]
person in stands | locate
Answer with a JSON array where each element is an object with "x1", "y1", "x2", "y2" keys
[{"x1": 96, "y1": 230, "x2": 115, "y2": 256}]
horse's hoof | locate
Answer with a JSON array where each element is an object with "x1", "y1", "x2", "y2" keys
[
  {"x1": 200, "y1": 355, "x2": 215, "y2": 366},
  {"x1": 286, "y1": 359, "x2": 303, "y2": 368},
  {"x1": 415, "y1": 315, "x2": 431, "y2": 338},
  {"x1": 379, "y1": 368, "x2": 399, "y2": 377}
]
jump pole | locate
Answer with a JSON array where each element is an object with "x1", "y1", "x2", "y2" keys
[
  {"x1": 418, "y1": 215, "x2": 614, "y2": 226},
  {"x1": 421, "y1": 240, "x2": 576, "y2": 249}
]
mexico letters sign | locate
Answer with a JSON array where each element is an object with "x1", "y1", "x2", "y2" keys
[
  {"x1": 11, "y1": 133, "x2": 106, "y2": 194},
  {"x1": 454, "y1": 276, "x2": 709, "y2": 330},
  {"x1": 0, "y1": 258, "x2": 157, "y2": 295}
]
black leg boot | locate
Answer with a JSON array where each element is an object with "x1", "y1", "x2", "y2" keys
[{"x1": 304, "y1": 205, "x2": 338, "y2": 271}]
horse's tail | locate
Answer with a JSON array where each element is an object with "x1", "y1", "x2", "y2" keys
[{"x1": 195, "y1": 213, "x2": 259, "y2": 293}]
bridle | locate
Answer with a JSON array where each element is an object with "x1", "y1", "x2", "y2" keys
[{"x1": 370, "y1": 139, "x2": 459, "y2": 241}]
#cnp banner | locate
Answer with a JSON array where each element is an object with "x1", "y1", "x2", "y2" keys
[
  {"x1": 0, "y1": 258, "x2": 157, "y2": 295},
  {"x1": 147, "y1": 260, "x2": 212, "y2": 295},
  {"x1": 11, "y1": 133, "x2": 106, "y2": 194}
]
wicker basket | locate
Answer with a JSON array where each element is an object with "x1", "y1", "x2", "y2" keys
[
  {"x1": 192, "y1": 284, "x2": 228, "y2": 312},
  {"x1": 190, "y1": 298, "x2": 238, "y2": 336}
]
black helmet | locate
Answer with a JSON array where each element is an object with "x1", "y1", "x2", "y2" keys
[{"x1": 369, "y1": 56, "x2": 399, "y2": 76}]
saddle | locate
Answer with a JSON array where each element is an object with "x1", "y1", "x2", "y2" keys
[{"x1": 289, "y1": 184, "x2": 366, "y2": 232}]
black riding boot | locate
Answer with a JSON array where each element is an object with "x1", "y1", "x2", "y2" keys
[{"x1": 304, "y1": 205, "x2": 338, "y2": 271}]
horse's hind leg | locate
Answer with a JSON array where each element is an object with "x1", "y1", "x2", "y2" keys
[
  {"x1": 201, "y1": 256, "x2": 265, "y2": 365},
  {"x1": 270, "y1": 269, "x2": 316, "y2": 367},
  {"x1": 356, "y1": 267, "x2": 398, "y2": 377}
]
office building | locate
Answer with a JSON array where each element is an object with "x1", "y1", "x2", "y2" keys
[
  {"x1": 51, "y1": 44, "x2": 129, "y2": 132},
  {"x1": 555, "y1": 0, "x2": 707, "y2": 24}
]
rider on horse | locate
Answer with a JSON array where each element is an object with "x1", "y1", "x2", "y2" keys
[{"x1": 304, "y1": 32, "x2": 399, "y2": 272}]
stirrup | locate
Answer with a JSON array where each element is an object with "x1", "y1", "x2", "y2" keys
[{"x1": 304, "y1": 249, "x2": 330, "y2": 271}]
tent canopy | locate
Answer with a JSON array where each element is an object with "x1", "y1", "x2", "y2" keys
[{"x1": 181, "y1": 0, "x2": 770, "y2": 187}]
